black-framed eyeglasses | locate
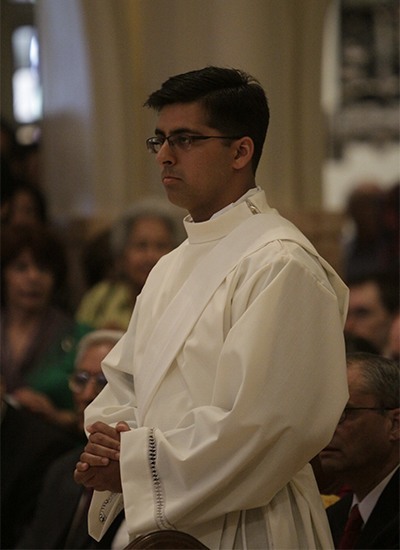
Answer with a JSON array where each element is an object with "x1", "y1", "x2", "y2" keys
[
  {"x1": 338, "y1": 406, "x2": 395, "y2": 424},
  {"x1": 146, "y1": 133, "x2": 242, "y2": 154},
  {"x1": 69, "y1": 371, "x2": 107, "y2": 394}
]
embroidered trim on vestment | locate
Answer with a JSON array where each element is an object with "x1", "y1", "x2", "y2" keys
[
  {"x1": 148, "y1": 428, "x2": 174, "y2": 529},
  {"x1": 99, "y1": 493, "x2": 117, "y2": 523}
]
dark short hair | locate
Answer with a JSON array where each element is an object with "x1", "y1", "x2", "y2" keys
[
  {"x1": 1, "y1": 224, "x2": 68, "y2": 305},
  {"x1": 347, "y1": 273, "x2": 399, "y2": 315},
  {"x1": 6, "y1": 183, "x2": 48, "y2": 223},
  {"x1": 346, "y1": 352, "x2": 399, "y2": 409},
  {"x1": 144, "y1": 66, "x2": 270, "y2": 174}
]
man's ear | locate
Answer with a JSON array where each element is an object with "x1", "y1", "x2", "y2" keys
[
  {"x1": 232, "y1": 137, "x2": 254, "y2": 170},
  {"x1": 388, "y1": 407, "x2": 400, "y2": 442}
]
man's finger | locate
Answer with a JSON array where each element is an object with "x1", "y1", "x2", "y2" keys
[
  {"x1": 88, "y1": 431, "x2": 121, "y2": 450},
  {"x1": 80, "y1": 451, "x2": 110, "y2": 466}
]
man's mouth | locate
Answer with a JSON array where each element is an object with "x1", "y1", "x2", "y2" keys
[
  {"x1": 22, "y1": 290, "x2": 43, "y2": 299},
  {"x1": 162, "y1": 173, "x2": 180, "y2": 185},
  {"x1": 162, "y1": 176, "x2": 177, "y2": 185},
  {"x1": 320, "y1": 446, "x2": 339, "y2": 454}
]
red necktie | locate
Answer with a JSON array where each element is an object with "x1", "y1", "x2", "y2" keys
[{"x1": 338, "y1": 504, "x2": 364, "y2": 549}]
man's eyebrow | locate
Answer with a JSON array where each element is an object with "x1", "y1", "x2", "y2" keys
[{"x1": 155, "y1": 127, "x2": 201, "y2": 136}]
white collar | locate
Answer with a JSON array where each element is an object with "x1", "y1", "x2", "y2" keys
[
  {"x1": 210, "y1": 186, "x2": 260, "y2": 219},
  {"x1": 185, "y1": 186, "x2": 260, "y2": 223}
]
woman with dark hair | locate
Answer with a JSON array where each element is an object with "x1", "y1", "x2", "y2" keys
[
  {"x1": 0, "y1": 224, "x2": 93, "y2": 431},
  {"x1": 1, "y1": 182, "x2": 48, "y2": 227}
]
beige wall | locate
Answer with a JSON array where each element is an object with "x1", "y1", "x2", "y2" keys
[{"x1": 37, "y1": 0, "x2": 330, "y2": 224}]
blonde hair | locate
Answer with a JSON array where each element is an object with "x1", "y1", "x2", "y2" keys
[{"x1": 75, "y1": 329, "x2": 124, "y2": 369}]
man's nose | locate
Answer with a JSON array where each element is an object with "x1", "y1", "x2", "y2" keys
[
  {"x1": 156, "y1": 140, "x2": 176, "y2": 165},
  {"x1": 27, "y1": 265, "x2": 43, "y2": 279}
]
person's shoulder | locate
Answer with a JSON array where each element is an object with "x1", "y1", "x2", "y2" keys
[
  {"x1": 43, "y1": 445, "x2": 84, "y2": 476},
  {"x1": 144, "y1": 242, "x2": 185, "y2": 278},
  {"x1": 47, "y1": 305, "x2": 74, "y2": 330},
  {"x1": 73, "y1": 320, "x2": 96, "y2": 338},
  {"x1": 376, "y1": 468, "x2": 399, "y2": 508},
  {"x1": 77, "y1": 280, "x2": 128, "y2": 313},
  {"x1": 79, "y1": 280, "x2": 117, "y2": 302},
  {"x1": 2, "y1": 401, "x2": 79, "y2": 450}
]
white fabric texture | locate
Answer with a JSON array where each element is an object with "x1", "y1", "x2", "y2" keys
[{"x1": 85, "y1": 189, "x2": 349, "y2": 549}]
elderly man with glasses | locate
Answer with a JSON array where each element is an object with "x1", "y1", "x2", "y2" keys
[
  {"x1": 16, "y1": 330, "x2": 126, "y2": 550},
  {"x1": 319, "y1": 352, "x2": 399, "y2": 550}
]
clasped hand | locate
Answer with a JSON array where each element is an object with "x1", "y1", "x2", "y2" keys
[{"x1": 74, "y1": 421, "x2": 130, "y2": 493}]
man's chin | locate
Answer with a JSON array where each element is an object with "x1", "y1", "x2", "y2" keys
[
  {"x1": 319, "y1": 449, "x2": 344, "y2": 471},
  {"x1": 320, "y1": 445, "x2": 340, "y2": 455},
  {"x1": 320, "y1": 446, "x2": 340, "y2": 459}
]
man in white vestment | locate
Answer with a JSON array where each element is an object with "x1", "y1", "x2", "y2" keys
[{"x1": 74, "y1": 66, "x2": 349, "y2": 549}]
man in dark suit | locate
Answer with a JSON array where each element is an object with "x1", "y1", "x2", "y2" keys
[
  {"x1": 15, "y1": 330, "x2": 125, "y2": 549},
  {"x1": 15, "y1": 446, "x2": 124, "y2": 549},
  {"x1": 1, "y1": 388, "x2": 79, "y2": 549},
  {"x1": 319, "y1": 352, "x2": 399, "y2": 549}
]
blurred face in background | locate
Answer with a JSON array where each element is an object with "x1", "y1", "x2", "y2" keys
[
  {"x1": 70, "y1": 341, "x2": 115, "y2": 433},
  {"x1": 387, "y1": 313, "x2": 400, "y2": 361},
  {"x1": 319, "y1": 364, "x2": 395, "y2": 480},
  {"x1": 1, "y1": 185, "x2": 47, "y2": 227},
  {"x1": 345, "y1": 281, "x2": 394, "y2": 352},
  {"x1": 7, "y1": 189, "x2": 42, "y2": 226},
  {"x1": 4, "y1": 248, "x2": 54, "y2": 313},
  {"x1": 122, "y1": 216, "x2": 174, "y2": 291}
]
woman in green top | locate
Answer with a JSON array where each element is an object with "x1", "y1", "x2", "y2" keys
[{"x1": 1, "y1": 224, "x2": 93, "y2": 432}]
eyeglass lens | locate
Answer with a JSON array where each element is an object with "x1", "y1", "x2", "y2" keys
[{"x1": 70, "y1": 371, "x2": 107, "y2": 392}]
